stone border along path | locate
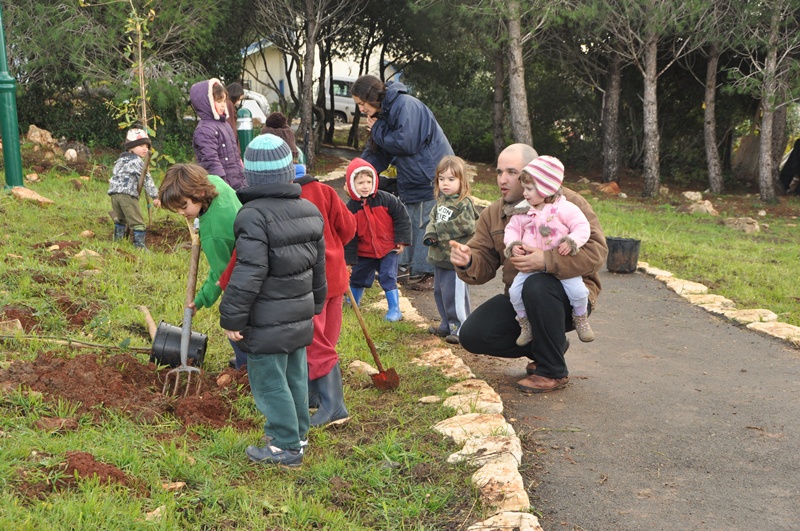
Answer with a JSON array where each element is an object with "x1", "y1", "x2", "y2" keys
[{"x1": 324, "y1": 160, "x2": 798, "y2": 529}]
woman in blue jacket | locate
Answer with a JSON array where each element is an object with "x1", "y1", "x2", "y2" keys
[{"x1": 351, "y1": 75, "x2": 453, "y2": 291}]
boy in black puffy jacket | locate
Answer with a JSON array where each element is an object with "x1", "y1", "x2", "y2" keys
[{"x1": 219, "y1": 134, "x2": 326, "y2": 468}]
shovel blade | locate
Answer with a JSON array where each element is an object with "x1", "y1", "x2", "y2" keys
[{"x1": 371, "y1": 368, "x2": 400, "y2": 390}]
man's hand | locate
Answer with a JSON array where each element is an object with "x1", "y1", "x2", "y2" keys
[
  {"x1": 395, "y1": 243, "x2": 406, "y2": 253},
  {"x1": 449, "y1": 241, "x2": 472, "y2": 267},
  {"x1": 225, "y1": 329, "x2": 243, "y2": 341},
  {"x1": 510, "y1": 245, "x2": 545, "y2": 273}
]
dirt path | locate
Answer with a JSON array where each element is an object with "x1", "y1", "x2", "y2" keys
[{"x1": 407, "y1": 270, "x2": 800, "y2": 531}]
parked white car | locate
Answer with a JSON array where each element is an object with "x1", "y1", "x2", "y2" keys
[
  {"x1": 324, "y1": 76, "x2": 357, "y2": 124},
  {"x1": 240, "y1": 89, "x2": 269, "y2": 123}
]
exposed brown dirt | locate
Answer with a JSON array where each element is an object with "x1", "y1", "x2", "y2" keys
[
  {"x1": 0, "y1": 351, "x2": 254, "y2": 429},
  {"x1": 15, "y1": 450, "x2": 146, "y2": 500},
  {"x1": 0, "y1": 305, "x2": 39, "y2": 333}
]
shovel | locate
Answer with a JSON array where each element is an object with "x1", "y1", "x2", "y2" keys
[
  {"x1": 162, "y1": 219, "x2": 203, "y2": 397},
  {"x1": 346, "y1": 287, "x2": 400, "y2": 390}
]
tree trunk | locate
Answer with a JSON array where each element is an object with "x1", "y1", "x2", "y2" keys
[
  {"x1": 602, "y1": 53, "x2": 621, "y2": 183},
  {"x1": 299, "y1": 0, "x2": 317, "y2": 169},
  {"x1": 323, "y1": 40, "x2": 336, "y2": 144},
  {"x1": 758, "y1": 49, "x2": 778, "y2": 202},
  {"x1": 704, "y1": 44, "x2": 724, "y2": 194},
  {"x1": 771, "y1": 103, "x2": 787, "y2": 196},
  {"x1": 492, "y1": 47, "x2": 506, "y2": 158},
  {"x1": 642, "y1": 37, "x2": 660, "y2": 197},
  {"x1": 505, "y1": 0, "x2": 533, "y2": 146}
]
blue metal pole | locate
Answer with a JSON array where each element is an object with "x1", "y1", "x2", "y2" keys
[{"x1": 0, "y1": 1, "x2": 24, "y2": 188}]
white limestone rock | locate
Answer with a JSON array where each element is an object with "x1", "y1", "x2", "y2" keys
[
  {"x1": 472, "y1": 452, "x2": 530, "y2": 512},
  {"x1": 467, "y1": 512, "x2": 543, "y2": 531},
  {"x1": 723, "y1": 308, "x2": 778, "y2": 324},
  {"x1": 746, "y1": 321, "x2": 800, "y2": 347},
  {"x1": 418, "y1": 395, "x2": 441, "y2": 404},
  {"x1": 433, "y1": 413, "x2": 515, "y2": 444},
  {"x1": 447, "y1": 435, "x2": 523, "y2": 466},
  {"x1": 682, "y1": 191, "x2": 703, "y2": 202},
  {"x1": 412, "y1": 348, "x2": 475, "y2": 380},
  {"x1": 723, "y1": 217, "x2": 760, "y2": 234},
  {"x1": 443, "y1": 379, "x2": 503, "y2": 414},
  {"x1": 662, "y1": 277, "x2": 708, "y2": 295}
]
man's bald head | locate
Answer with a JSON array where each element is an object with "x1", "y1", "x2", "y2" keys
[
  {"x1": 496, "y1": 144, "x2": 539, "y2": 203},
  {"x1": 499, "y1": 143, "x2": 538, "y2": 167}
]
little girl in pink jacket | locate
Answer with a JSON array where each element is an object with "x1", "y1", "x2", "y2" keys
[{"x1": 503, "y1": 156, "x2": 595, "y2": 346}]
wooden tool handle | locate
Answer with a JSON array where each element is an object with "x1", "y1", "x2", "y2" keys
[
  {"x1": 185, "y1": 219, "x2": 201, "y2": 308},
  {"x1": 137, "y1": 305, "x2": 158, "y2": 341},
  {"x1": 346, "y1": 287, "x2": 385, "y2": 372}
]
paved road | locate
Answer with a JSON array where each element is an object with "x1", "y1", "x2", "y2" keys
[
  {"x1": 318, "y1": 153, "x2": 799, "y2": 530},
  {"x1": 408, "y1": 270, "x2": 800, "y2": 531}
]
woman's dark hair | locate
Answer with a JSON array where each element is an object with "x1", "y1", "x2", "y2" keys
[
  {"x1": 351, "y1": 75, "x2": 385, "y2": 108},
  {"x1": 261, "y1": 112, "x2": 298, "y2": 159},
  {"x1": 226, "y1": 82, "x2": 244, "y2": 104},
  {"x1": 352, "y1": 75, "x2": 386, "y2": 152}
]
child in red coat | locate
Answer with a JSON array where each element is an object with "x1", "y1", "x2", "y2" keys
[
  {"x1": 344, "y1": 158, "x2": 411, "y2": 322},
  {"x1": 296, "y1": 174, "x2": 356, "y2": 427}
]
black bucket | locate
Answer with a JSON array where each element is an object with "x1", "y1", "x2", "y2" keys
[
  {"x1": 150, "y1": 320, "x2": 207, "y2": 368},
  {"x1": 606, "y1": 237, "x2": 641, "y2": 273}
]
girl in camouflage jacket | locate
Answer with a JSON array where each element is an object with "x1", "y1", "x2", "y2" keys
[{"x1": 422, "y1": 156, "x2": 478, "y2": 343}]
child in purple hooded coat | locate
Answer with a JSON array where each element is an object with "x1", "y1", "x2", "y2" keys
[{"x1": 189, "y1": 78, "x2": 246, "y2": 191}]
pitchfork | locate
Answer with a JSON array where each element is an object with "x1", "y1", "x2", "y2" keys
[{"x1": 163, "y1": 219, "x2": 203, "y2": 397}]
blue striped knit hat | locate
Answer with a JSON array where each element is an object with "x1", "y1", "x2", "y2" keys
[{"x1": 243, "y1": 134, "x2": 295, "y2": 186}]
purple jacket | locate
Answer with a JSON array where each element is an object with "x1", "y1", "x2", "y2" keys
[{"x1": 189, "y1": 79, "x2": 246, "y2": 190}]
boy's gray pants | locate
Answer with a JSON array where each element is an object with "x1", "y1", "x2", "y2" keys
[{"x1": 433, "y1": 266, "x2": 471, "y2": 335}]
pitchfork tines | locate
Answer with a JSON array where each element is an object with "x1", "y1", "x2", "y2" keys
[
  {"x1": 163, "y1": 363, "x2": 202, "y2": 397},
  {"x1": 162, "y1": 305, "x2": 204, "y2": 397}
]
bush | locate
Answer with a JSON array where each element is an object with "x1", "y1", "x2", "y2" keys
[{"x1": 16, "y1": 84, "x2": 120, "y2": 148}]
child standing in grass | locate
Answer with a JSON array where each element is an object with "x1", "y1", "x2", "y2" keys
[
  {"x1": 504, "y1": 156, "x2": 595, "y2": 346},
  {"x1": 422, "y1": 156, "x2": 477, "y2": 344},
  {"x1": 189, "y1": 78, "x2": 246, "y2": 191},
  {"x1": 220, "y1": 134, "x2": 326, "y2": 468},
  {"x1": 296, "y1": 173, "x2": 356, "y2": 428},
  {"x1": 344, "y1": 158, "x2": 411, "y2": 322},
  {"x1": 108, "y1": 126, "x2": 161, "y2": 249},
  {"x1": 158, "y1": 163, "x2": 247, "y2": 369}
]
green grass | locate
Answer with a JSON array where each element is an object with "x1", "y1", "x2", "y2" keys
[{"x1": 0, "y1": 163, "x2": 489, "y2": 529}]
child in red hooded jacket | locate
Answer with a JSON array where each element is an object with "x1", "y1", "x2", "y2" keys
[{"x1": 344, "y1": 158, "x2": 411, "y2": 322}]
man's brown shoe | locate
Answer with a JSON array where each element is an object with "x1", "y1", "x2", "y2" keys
[
  {"x1": 515, "y1": 374, "x2": 569, "y2": 393},
  {"x1": 524, "y1": 338, "x2": 570, "y2": 375}
]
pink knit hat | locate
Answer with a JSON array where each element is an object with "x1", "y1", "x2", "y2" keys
[{"x1": 523, "y1": 156, "x2": 564, "y2": 197}]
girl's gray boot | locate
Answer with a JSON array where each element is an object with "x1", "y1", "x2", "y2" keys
[
  {"x1": 310, "y1": 362, "x2": 350, "y2": 428},
  {"x1": 132, "y1": 230, "x2": 147, "y2": 249},
  {"x1": 308, "y1": 377, "x2": 320, "y2": 409},
  {"x1": 113, "y1": 223, "x2": 126, "y2": 241}
]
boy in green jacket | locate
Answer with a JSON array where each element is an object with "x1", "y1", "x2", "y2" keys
[{"x1": 159, "y1": 163, "x2": 246, "y2": 368}]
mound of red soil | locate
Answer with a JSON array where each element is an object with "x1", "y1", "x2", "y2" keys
[
  {"x1": 16, "y1": 450, "x2": 144, "y2": 500},
  {"x1": 0, "y1": 351, "x2": 253, "y2": 429}
]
